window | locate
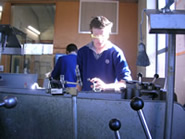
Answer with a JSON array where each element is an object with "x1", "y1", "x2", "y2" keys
[
  {"x1": 79, "y1": 0, "x2": 119, "y2": 34},
  {"x1": 156, "y1": 0, "x2": 175, "y2": 78},
  {"x1": 10, "y1": 4, "x2": 56, "y2": 83}
]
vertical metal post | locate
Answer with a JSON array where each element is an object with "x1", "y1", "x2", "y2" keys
[
  {"x1": 72, "y1": 96, "x2": 77, "y2": 139},
  {"x1": 164, "y1": 34, "x2": 175, "y2": 139}
]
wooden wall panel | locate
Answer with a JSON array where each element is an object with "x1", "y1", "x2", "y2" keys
[
  {"x1": 1, "y1": 2, "x2": 11, "y2": 24},
  {"x1": 1, "y1": 3, "x2": 11, "y2": 73},
  {"x1": 54, "y1": 2, "x2": 91, "y2": 54},
  {"x1": 113, "y1": 3, "x2": 138, "y2": 79}
]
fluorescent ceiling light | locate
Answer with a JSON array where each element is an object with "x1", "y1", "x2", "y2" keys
[
  {"x1": 0, "y1": 6, "x2": 2, "y2": 12},
  {"x1": 28, "y1": 25, "x2": 40, "y2": 35}
]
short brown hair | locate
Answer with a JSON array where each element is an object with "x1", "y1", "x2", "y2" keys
[{"x1": 90, "y1": 16, "x2": 113, "y2": 30}]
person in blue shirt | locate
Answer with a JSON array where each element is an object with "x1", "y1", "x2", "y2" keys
[
  {"x1": 77, "y1": 16, "x2": 132, "y2": 92},
  {"x1": 51, "y1": 43, "x2": 78, "y2": 88}
]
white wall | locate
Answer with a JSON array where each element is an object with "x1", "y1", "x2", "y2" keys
[
  {"x1": 175, "y1": 0, "x2": 185, "y2": 105},
  {"x1": 175, "y1": 54, "x2": 185, "y2": 105}
]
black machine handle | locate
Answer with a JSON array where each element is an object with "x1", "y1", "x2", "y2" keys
[
  {"x1": 130, "y1": 97, "x2": 152, "y2": 139},
  {"x1": 0, "y1": 96, "x2": 17, "y2": 109},
  {"x1": 137, "y1": 72, "x2": 143, "y2": 83},
  {"x1": 109, "y1": 118, "x2": 121, "y2": 139}
]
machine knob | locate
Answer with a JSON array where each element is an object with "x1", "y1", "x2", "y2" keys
[
  {"x1": 137, "y1": 73, "x2": 143, "y2": 78},
  {"x1": 130, "y1": 97, "x2": 144, "y2": 111},
  {"x1": 109, "y1": 118, "x2": 121, "y2": 131},
  {"x1": 152, "y1": 74, "x2": 159, "y2": 84},
  {"x1": 137, "y1": 73, "x2": 143, "y2": 83},
  {"x1": 154, "y1": 74, "x2": 159, "y2": 79},
  {"x1": 0, "y1": 96, "x2": 18, "y2": 108}
]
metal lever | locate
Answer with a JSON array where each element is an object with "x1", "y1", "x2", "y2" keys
[
  {"x1": 130, "y1": 97, "x2": 152, "y2": 139},
  {"x1": 152, "y1": 74, "x2": 159, "y2": 84},
  {"x1": 109, "y1": 118, "x2": 121, "y2": 139}
]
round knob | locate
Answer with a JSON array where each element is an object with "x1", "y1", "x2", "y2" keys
[
  {"x1": 137, "y1": 73, "x2": 143, "y2": 78},
  {"x1": 154, "y1": 74, "x2": 159, "y2": 79},
  {"x1": 109, "y1": 119, "x2": 121, "y2": 131},
  {"x1": 3, "y1": 96, "x2": 17, "y2": 108},
  {"x1": 130, "y1": 97, "x2": 144, "y2": 111}
]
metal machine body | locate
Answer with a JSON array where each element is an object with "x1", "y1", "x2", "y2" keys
[
  {"x1": 0, "y1": 88, "x2": 184, "y2": 139},
  {"x1": 146, "y1": 10, "x2": 185, "y2": 34}
]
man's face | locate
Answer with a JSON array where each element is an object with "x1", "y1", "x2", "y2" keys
[{"x1": 91, "y1": 27, "x2": 110, "y2": 49}]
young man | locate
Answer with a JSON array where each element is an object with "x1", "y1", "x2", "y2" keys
[
  {"x1": 77, "y1": 16, "x2": 132, "y2": 92},
  {"x1": 51, "y1": 43, "x2": 78, "y2": 88}
]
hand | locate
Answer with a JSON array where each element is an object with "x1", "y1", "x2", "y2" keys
[
  {"x1": 76, "y1": 84, "x2": 82, "y2": 91},
  {"x1": 89, "y1": 78, "x2": 126, "y2": 92},
  {"x1": 89, "y1": 77, "x2": 106, "y2": 92}
]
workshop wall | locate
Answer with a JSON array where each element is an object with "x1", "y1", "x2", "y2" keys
[
  {"x1": 1, "y1": 1, "x2": 138, "y2": 79},
  {"x1": 0, "y1": 2, "x2": 11, "y2": 72},
  {"x1": 54, "y1": 2, "x2": 138, "y2": 79}
]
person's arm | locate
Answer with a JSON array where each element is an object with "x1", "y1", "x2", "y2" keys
[
  {"x1": 112, "y1": 47, "x2": 132, "y2": 84},
  {"x1": 90, "y1": 77, "x2": 126, "y2": 92},
  {"x1": 51, "y1": 57, "x2": 62, "y2": 79},
  {"x1": 76, "y1": 48, "x2": 84, "y2": 91}
]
